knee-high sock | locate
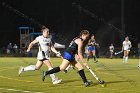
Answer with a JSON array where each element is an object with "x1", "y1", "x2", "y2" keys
[
  {"x1": 78, "y1": 69, "x2": 88, "y2": 83},
  {"x1": 23, "y1": 65, "x2": 36, "y2": 71},
  {"x1": 93, "y1": 55, "x2": 96, "y2": 61},
  {"x1": 65, "y1": 65, "x2": 71, "y2": 71},
  {"x1": 87, "y1": 55, "x2": 90, "y2": 61},
  {"x1": 45, "y1": 67, "x2": 60, "y2": 75},
  {"x1": 48, "y1": 68, "x2": 57, "y2": 82},
  {"x1": 125, "y1": 56, "x2": 128, "y2": 63},
  {"x1": 123, "y1": 56, "x2": 125, "y2": 62}
]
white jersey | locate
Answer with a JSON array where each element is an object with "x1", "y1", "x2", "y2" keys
[
  {"x1": 36, "y1": 35, "x2": 52, "y2": 60},
  {"x1": 109, "y1": 46, "x2": 114, "y2": 52},
  {"x1": 123, "y1": 40, "x2": 131, "y2": 51}
]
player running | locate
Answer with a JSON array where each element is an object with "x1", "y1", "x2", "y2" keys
[
  {"x1": 42, "y1": 30, "x2": 92, "y2": 87},
  {"x1": 87, "y1": 34, "x2": 98, "y2": 62},
  {"x1": 18, "y1": 27, "x2": 62, "y2": 84},
  {"x1": 122, "y1": 36, "x2": 132, "y2": 64}
]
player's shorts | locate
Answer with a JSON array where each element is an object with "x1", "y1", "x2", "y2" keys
[
  {"x1": 110, "y1": 50, "x2": 114, "y2": 53},
  {"x1": 123, "y1": 48, "x2": 130, "y2": 52},
  {"x1": 37, "y1": 51, "x2": 50, "y2": 61},
  {"x1": 88, "y1": 46, "x2": 95, "y2": 51},
  {"x1": 124, "y1": 50, "x2": 130, "y2": 52},
  {"x1": 63, "y1": 51, "x2": 75, "y2": 62}
]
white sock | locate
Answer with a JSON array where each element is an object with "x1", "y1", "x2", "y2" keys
[
  {"x1": 125, "y1": 56, "x2": 128, "y2": 63},
  {"x1": 23, "y1": 65, "x2": 36, "y2": 71},
  {"x1": 123, "y1": 56, "x2": 125, "y2": 62},
  {"x1": 139, "y1": 62, "x2": 140, "y2": 66},
  {"x1": 48, "y1": 68, "x2": 57, "y2": 82},
  {"x1": 65, "y1": 65, "x2": 71, "y2": 71}
]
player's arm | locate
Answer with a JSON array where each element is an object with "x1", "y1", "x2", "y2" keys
[
  {"x1": 129, "y1": 42, "x2": 132, "y2": 48},
  {"x1": 88, "y1": 40, "x2": 91, "y2": 45},
  {"x1": 50, "y1": 43, "x2": 61, "y2": 57},
  {"x1": 27, "y1": 40, "x2": 38, "y2": 52},
  {"x1": 76, "y1": 39, "x2": 87, "y2": 66},
  {"x1": 94, "y1": 39, "x2": 97, "y2": 45}
]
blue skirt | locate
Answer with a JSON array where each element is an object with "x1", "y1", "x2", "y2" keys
[
  {"x1": 63, "y1": 51, "x2": 75, "y2": 62},
  {"x1": 88, "y1": 46, "x2": 95, "y2": 51}
]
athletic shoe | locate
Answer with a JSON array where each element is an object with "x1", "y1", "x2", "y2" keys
[
  {"x1": 72, "y1": 66, "x2": 75, "y2": 70},
  {"x1": 64, "y1": 70, "x2": 68, "y2": 73},
  {"x1": 84, "y1": 80, "x2": 92, "y2": 87},
  {"x1": 53, "y1": 79, "x2": 62, "y2": 84},
  {"x1": 18, "y1": 67, "x2": 24, "y2": 75},
  {"x1": 42, "y1": 71, "x2": 46, "y2": 82},
  {"x1": 94, "y1": 60, "x2": 98, "y2": 63},
  {"x1": 138, "y1": 66, "x2": 140, "y2": 69}
]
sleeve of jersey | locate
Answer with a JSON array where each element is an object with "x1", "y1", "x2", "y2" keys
[
  {"x1": 123, "y1": 41, "x2": 125, "y2": 45},
  {"x1": 129, "y1": 41, "x2": 131, "y2": 45},
  {"x1": 35, "y1": 36, "x2": 40, "y2": 42}
]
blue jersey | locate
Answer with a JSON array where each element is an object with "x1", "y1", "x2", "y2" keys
[
  {"x1": 88, "y1": 39, "x2": 96, "y2": 46},
  {"x1": 63, "y1": 37, "x2": 83, "y2": 62},
  {"x1": 65, "y1": 37, "x2": 83, "y2": 55},
  {"x1": 88, "y1": 39, "x2": 96, "y2": 51}
]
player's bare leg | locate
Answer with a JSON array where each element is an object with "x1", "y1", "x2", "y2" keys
[{"x1": 87, "y1": 52, "x2": 91, "y2": 62}]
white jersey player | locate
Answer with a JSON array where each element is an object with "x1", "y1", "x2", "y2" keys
[
  {"x1": 18, "y1": 27, "x2": 62, "y2": 84},
  {"x1": 109, "y1": 44, "x2": 114, "y2": 58},
  {"x1": 122, "y1": 36, "x2": 132, "y2": 63}
]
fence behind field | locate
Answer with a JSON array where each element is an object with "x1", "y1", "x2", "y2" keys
[{"x1": 0, "y1": 47, "x2": 139, "y2": 58}]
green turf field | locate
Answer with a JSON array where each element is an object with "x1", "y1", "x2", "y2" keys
[{"x1": 0, "y1": 57, "x2": 140, "y2": 93}]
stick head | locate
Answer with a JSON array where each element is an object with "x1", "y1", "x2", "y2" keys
[{"x1": 99, "y1": 80, "x2": 105, "y2": 84}]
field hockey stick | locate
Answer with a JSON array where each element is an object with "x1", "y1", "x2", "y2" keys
[
  {"x1": 114, "y1": 50, "x2": 123, "y2": 55},
  {"x1": 86, "y1": 65, "x2": 105, "y2": 84}
]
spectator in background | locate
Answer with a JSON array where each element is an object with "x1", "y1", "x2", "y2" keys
[
  {"x1": 7, "y1": 43, "x2": 12, "y2": 54},
  {"x1": 13, "y1": 44, "x2": 18, "y2": 53},
  {"x1": 109, "y1": 44, "x2": 114, "y2": 59},
  {"x1": 138, "y1": 42, "x2": 140, "y2": 58}
]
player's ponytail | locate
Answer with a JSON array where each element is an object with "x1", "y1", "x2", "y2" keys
[{"x1": 80, "y1": 30, "x2": 89, "y2": 36}]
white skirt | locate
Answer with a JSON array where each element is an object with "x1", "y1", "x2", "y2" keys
[{"x1": 37, "y1": 51, "x2": 50, "y2": 60}]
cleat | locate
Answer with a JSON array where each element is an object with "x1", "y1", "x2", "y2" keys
[
  {"x1": 72, "y1": 66, "x2": 75, "y2": 70},
  {"x1": 64, "y1": 70, "x2": 68, "y2": 73},
  {"x1": 84, "y1": 80, "x2": 92, "y2": 87},
  {"x1": 18, "y1": 67, "x2": 24, "y2": 75},
  {"x1": 84, "y1": 82, "x2": 90, "y2": 87},
  {"x1": 42, "y1": 71, "x2": 46, "y2": 82},
  {"x1": 53, "y1": 79, "x2": 62, "y2": 85},
  {"x1": 94, "y1": 60, "x2": 98, "y2": 63}
]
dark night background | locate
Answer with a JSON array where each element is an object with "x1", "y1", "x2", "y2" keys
[{"x1": 0, "y1": 0, "x2": 140, "y2": 53}]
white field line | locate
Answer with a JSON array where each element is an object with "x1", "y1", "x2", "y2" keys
[
  {"x1": 0, "y1": 66, "x2": 19, "y2": 72},
  {"x1": 0, "y1": 87, "x2": 43, "y2": 93},
  {"x1": 0, "y1": 75, "x2": 34, "y2": 83}
]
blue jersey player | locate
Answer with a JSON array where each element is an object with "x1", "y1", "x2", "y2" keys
[
  {"x1": 42, "y1": 30, "x2": 91, "y2": 87},
  {"x1": 87, "y1": 34, "x2": 98, "y2": 62}
]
